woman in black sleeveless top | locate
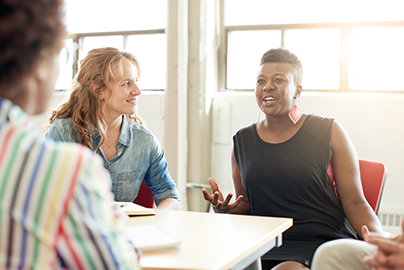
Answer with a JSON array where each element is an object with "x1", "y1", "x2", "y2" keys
[{"x1": 202, "y1": 48, "x2": 383, "y2": 270}]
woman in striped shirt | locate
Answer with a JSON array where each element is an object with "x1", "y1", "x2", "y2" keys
[{"x1": 0, "y1": 0, "x2": 141, "y2": 269}]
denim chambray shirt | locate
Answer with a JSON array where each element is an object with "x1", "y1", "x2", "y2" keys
[{"x1": 45, "y1": 116, "x2": 180, "y2": 205}]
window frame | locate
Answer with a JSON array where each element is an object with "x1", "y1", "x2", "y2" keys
[
  {"x1": 218, "y1": 0, "x2": 404, "y2": 93},
  {"x1": 65, "y1": 29, "x2": 166, "y2": 91}
]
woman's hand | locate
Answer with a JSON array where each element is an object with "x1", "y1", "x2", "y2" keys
[
  {"x1": 363, "y1": 236, "x2": 404, "y2": 269},
  {"x1": 202, "y1": 178, "x2": 244, "y2": 213},
  {"x1": 362, "y1": 219, "x2": 404, "y2": 269},
  {"x1": 362, "y1": 225, "x2": 391, "y2": 240},
  {"x1": 156, "y1": 198, "x2": 180, "y2": 210}
]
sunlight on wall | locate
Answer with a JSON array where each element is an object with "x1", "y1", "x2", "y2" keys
[
  {"x1": 351, "y1": 27, "x2": 404, "y2": 91},
  {"x1": 65, "y1": 0, "x2": 167, "y2": 33},
  {"x1": 224, "y1": 0, "x2": 404, "y2": 25}
]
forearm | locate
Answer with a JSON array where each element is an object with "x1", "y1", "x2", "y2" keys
[
  {"x1": 156, "y1": 198, "x2": 180, "y2": 210},
  {"x1": 345, "y1": 201, "x2": 383, "y2": 238}
]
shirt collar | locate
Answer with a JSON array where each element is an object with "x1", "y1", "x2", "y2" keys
[
  {"x1": 93, "y1": 115, "x2": 130, "y2": 147},
  {"x1": 0, "y1": 97, "x2": 35, "y2": 130},
  {"x1": 119, "y1": 116, "x2": 130, "y2": 147}
]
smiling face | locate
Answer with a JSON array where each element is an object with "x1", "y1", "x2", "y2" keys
[
  {"x1": 100, "y1": 58, "x2": 141, "y2": 119},
  {"x1": 255, "y1": 62, "x2": 302, "y2": 119}
]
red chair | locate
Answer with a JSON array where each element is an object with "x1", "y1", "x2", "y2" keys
[
  {"x1": 358, "y1": 159, "x2": 387, "y2": 214},
  {"x1": 133, "y1": 180, "x2": 155, "y2": 208},
  {"x1": 327, "y1": 158, "x2": 387, "y2": 214}
]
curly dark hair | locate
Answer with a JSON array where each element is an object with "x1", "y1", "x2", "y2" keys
[
  {"x1": 0, "y1": 0, "x2": 66, "y2": 89},
  {"x1": 260, "y1": 48, "x2": 303, "y2": 86}
]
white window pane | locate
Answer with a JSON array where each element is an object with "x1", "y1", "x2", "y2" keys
[
  {"x1": 55, "y1": 39, "x2": 75, "y2": 90},
  {"x1": 227, "y1": 30, "x2": 281, "y2": 89},
  {"x1": 66, "y1": 0, "x2": 167, "y2": 33},
  {"x1": 224, "y1": 0, "x2": 404, "y2": 26},
  {"x1": 127, "y1": 34, "x2": 166, "y2": 90},
  {"x1": 351, "y1": 27, "x2": 404, "y2": 91},
  {"x1": 81, "y1": 36, "x2": 124, "y2": 62},
  {"x1": 285, "y1": 29, "x2": 340, "y2": 90}
]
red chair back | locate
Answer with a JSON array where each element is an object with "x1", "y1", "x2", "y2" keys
[
  {"x1": 358, "y1": 159, "x2": 387, "y2": 214},
  {"x1": 133, "y1": 180, "x2": 155, "y2": 208},
  {"x1": 327, "y1": 159, "x2": 387, "y2": 214}
]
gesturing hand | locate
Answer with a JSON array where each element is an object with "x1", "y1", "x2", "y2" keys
[
  {"x1": 201, "y1": 178, "x2": 244, "y2": 214},
  {"x1": 362, "y1": 219, "x2": 404, "y2": 270}
]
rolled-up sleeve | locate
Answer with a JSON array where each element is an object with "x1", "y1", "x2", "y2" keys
[{"x1": 145, "y1": 137, "x2": 180, "y2": 205}]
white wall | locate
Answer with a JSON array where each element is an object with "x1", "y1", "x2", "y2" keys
[{"x1": 211, "y1": 91, "x2": 404, "y2": 234}]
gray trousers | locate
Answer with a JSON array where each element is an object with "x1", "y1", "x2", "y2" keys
[{"x1": 311, "y1": 239, "x2": 376, "y2": 270}]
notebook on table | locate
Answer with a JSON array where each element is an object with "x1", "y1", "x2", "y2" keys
[
  {"x1": 113, "y1": 202, "x2": 155, "y2": 216},
  {"x1": 126, "y1": 224, "x2": 181, "y2": 252}
]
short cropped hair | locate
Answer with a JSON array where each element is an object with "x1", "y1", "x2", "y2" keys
[
  {"x1": 260, "y1": 48, "x2": 303, "y2": 86},
  {"x1": 0, "y1": 0, "x2": 66, "y2": 89}
]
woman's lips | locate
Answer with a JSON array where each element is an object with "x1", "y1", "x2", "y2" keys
[
  {"x1": 126, "y1": 99, "x2": 137, "y2": 105},
  {"x1": 262, "y1": 96, "x2": 276, "y2": 106}
]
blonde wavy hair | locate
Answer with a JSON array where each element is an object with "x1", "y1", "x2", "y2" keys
[{"x1": 48, "y1": 47, "x2": 143, "y2": 152}]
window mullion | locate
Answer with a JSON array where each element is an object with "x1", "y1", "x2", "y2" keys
[
  {"x1": 123, "y1": 35, "x2": 128, "y2": 50},
  {"x1": 281, "y1": 29, "x2": 285, "y2": 48},
  {"x1": 218, "y1": 0, "x2": 226, "y2": 91},
  {"x1": 340, "y1": 25, "x2": 351, "y2": 92},
  {"x1": 72, "y1": 35, "x2": 80, "y2": 78}
]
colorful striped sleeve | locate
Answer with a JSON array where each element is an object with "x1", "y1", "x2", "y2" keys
[
  {"x1": 1, "y1": 99, "x2": 140, "y2": 269},
  {"x1": 54, "y1": 143, "x2": 141, "y2": 270}
]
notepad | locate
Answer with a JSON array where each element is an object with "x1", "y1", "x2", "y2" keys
[
  {"x1": 126, "y1": 224, "x2": 181, "y2": 252},
  {"x1": 113, "y1": 202, "x2": 155, "y2": 216}
]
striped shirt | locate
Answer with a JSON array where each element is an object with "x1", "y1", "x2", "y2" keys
[{"x1": 0, "y1": 98, "x2": 141, "y2": 270}]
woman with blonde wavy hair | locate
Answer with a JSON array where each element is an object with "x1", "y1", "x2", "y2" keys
[{"x1": 46, "y1": 47, "x2": 180, "y2": 209}]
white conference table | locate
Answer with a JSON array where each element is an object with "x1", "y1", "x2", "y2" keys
[{"x1": 126, "y1": 209, "x2": 292, "y2": 270}]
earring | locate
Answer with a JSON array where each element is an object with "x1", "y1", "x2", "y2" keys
[{"x1": 289, "y1": 101, "x2": 301, "y2": 124}]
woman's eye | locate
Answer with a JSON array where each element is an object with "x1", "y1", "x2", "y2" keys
[
  {"x1": 274, "y1": 78, "x2": 285, "y2": 83},
  {"x1": 124, "y1": 81, "x2": 130, "y2": 86},
  {"x1": 257, "y1": 79, "x2": 265, "y2": 84}
]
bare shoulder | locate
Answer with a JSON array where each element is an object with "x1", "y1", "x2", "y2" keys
[
  {"x1": 331, "y1": 120, "x2": 352, "y2": 144},
  {"x1": 330, "y1": 119, "x2": 358, "y2": 166}
]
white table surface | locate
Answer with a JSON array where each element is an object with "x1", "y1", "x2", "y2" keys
[{"x1": 126, "y1": 209, "x2": 292, "y2": 270}]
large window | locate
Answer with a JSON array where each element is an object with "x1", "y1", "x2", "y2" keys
[
  {"x1": 55, "y1": 0, "x2": 167, "y2": 90},
  {"x1": 222, "y1": 0, "x2": 404, "y2": 92}
]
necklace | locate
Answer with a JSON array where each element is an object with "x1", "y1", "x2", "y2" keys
[{"x1": 105, "y1": 138, "x2": 119, "y2": 149}]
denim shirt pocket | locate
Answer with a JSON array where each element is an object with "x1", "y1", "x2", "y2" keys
[{"x1": 115, "y1": 171, "x2": 145, "y2": 202}]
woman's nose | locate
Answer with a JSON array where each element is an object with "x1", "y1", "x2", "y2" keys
[
  {"x1": 263, "y1": 82, "x2": 274, "y2": 91},
  {"x1": 131, "y1": 82, "x2": 141, "y2": 96}
]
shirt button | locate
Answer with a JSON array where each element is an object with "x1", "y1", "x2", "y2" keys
[{"x1": 105, "y1": 165, "x2": 109, "y2": 169}]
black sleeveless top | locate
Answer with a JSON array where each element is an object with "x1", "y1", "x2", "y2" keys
[{"x1": 233, "y1": 114, "x2": 357, "y2": 267}]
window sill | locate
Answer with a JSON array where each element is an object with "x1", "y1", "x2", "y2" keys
[{"x1": 218, "y1": 90, "x2": 404, "y2": 99}]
